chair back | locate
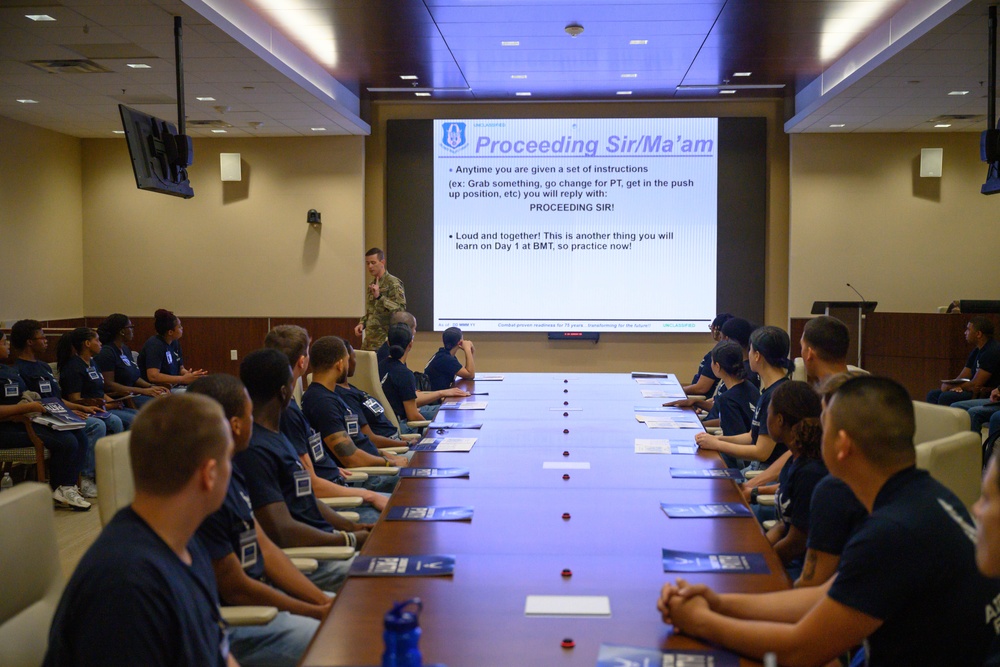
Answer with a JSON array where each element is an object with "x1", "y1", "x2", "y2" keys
[
  {"x1": 912, "y1": 401, "x2": 971, "y2": 445},
  {"x1": 791, "y1": 358, "x2": 807, "y2": 382},
  {"x1": 352, "y1": 350, "x2": 400, "y2": 429},
  {"x1": 0, "y1": 482, "x2": 64, "y2": 667},
  {"x1": 95, "y1": 431, "x2": 134, "y2": 526},
  {"x1": 916, "y1": 431, "x2": 983, "y2": 509}
]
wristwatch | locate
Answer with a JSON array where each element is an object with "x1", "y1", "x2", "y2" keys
[{"x1": 750, "y1": 488, "x2": 759, "y2": 504}]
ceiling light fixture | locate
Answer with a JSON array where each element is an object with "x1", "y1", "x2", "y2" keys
[
  {"x1": 948, "y1": 90, "x2": 969, "y2": 96},
  {"x1": 629, "y1": 39, "x2": 648, "y2": 45},
  {"x1": 400, "y1": 75, "x2": 418, "y2": 80},
  {"x1": 112, "y1": 130, "x2": 124, "y2": 134},
  {"x1": 934, "y1": 123, "x2": 952, "y2": 128},
  {"x1": 501, "y1": 41, "x2": 519, "y2": 47},
  {"x1": 195, "y1": 96, "x2": 216, "y2": 102},
  {"x1": 734, "y1": 72, "x2": 752, "y2": 77},
  {"x1": 515, "y1": 92, "x2": 531, "y2": 96},
  {"x1": 311, "y1": 127, "x2": 326, "y2": 131},
  {"x1": 25, "y1": 14, "x2": 56, "y2": 21},
  {"x1": 126, "y1": 63, "x2": 151, "y2": 69},
  {"x1": 829, "y1": 123, "x2": 846, "y2": 128},
  {"x1": 211, "y1": 129, "x2": 227, "y2": 133},
  {"x1": 415, "y1": 92, "x2": 431, "y2": 96},
  {"x1": 16, "y1": 99, "x2": 38, "y2": 104},
  {"x1": 719, "y1": 89, "x2": 736, "y2": 94}
]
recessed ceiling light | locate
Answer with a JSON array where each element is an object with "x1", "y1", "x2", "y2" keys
[
  {"x1": 415, "y1": 92, "x2": 431, "y2": 97},
  {"x1": 112, "y1": 130, "x2": 125, "y2": 134},
  {"x1": 25, "y1": 14, "x2": 56, "y2": 21},
  {"x1": 515, "y1": 92, "x2": 531, "y2": 96},
  {"x1": 719, "y1": 89, "x2": 736, "y2": 94},
  {"x1": 501, "y1": 41, "x2": 520, "y2": 47},
  {"x1": 511, "y1": 74, "x2": 528, "y2": 79},
  {"x1": 934, "y1": 123, "x2": 952, "y2": 128},
  {"x1": 829, "y1": 123, "x2": 846, "y2": 128},
  {"x1": 211, "y1": 129, "x2": 227, "y2": 133},
  {"x1": 616, "y1": 91, "x2": 632, "y2": 95},
  {"x1": 734, "y1": 72, "x2": 752, "y2": 77},
  {"x1": 195, "y1": 96, "x2": 216, "y2": 102},
  {"x1": 311, "y1": 127, "x2": 326, "y2": 131},
  {"x1": 948, "y1": 90, "x2": 969, "y2": 96},
  {"x1": 16, "y1": 99, "x2": 37, "y2": 104},
  {"x1": 126, "y1": 63, "x2": 151, "y2": 69},
  {"x1": 400, "y1": 75, "x2": 418, "y2": 80},
  {"x1": 621, "y1": 73, "x2": 637, "y2": 78},
  {"x1": 629, "y1": 39, "x2": 648, "y2": 45}
]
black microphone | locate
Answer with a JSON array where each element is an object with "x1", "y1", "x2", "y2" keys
[{"x1": 846, "y1": 283, "x2": 867, "y2": 303}]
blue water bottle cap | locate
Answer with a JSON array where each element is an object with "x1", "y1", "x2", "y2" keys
[{"x1": 385, "y1": 598, "x2": 423, "y2": 633}]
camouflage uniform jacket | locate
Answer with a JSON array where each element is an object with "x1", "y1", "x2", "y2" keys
[{"x1": 360, "y1": 271, "x2": 406, "y2": 350}]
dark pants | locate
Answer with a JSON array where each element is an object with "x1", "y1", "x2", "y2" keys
[
  {"x1": 926, "y1": 389, "x2": 973, "y2": 406},
  {"x1": 0, "y1": 421, "x2": 87, "y2": 489}
]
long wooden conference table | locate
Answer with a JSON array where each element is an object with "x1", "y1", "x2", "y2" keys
[{"x1": 301, "y1": 373, "x2": 789, "y2": 666}]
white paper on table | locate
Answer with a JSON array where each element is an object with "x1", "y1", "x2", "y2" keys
[
  {"x1": 634, "y1": 378, "x2": 672, "y2": 385},
  {"x1": 524, "y1": 595, "x2": 611, "y2": 617},
  {"x1": 542, "y1": 461, "x2": 591, "y2": 470},
  {"x1": 475, "y1": 374, "x2": 505, "y2": 381},
  {"x1": 635, "y1": 439, "x2": 671, "y2": 454},
  {"x1": 450, "y1": 402, "x2": 488, "y2": 410},
  {"x1": 430, "y1": 438, "x2": 477, "y2": 451},
  {"x1": 640, "y1": 389, "x2": 686, "y2": 399}
]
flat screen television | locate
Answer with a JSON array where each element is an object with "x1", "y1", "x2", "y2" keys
[{"x1": 118, "y1": 104, "x2": 194, "y2": 199}]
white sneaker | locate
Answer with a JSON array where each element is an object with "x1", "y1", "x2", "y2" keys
[
  {"x1": 79, "y1": 477, "x2": 98, "y2": 498},
  {"x1": 53, "y1": 485, "x2": 92, "y2": 511}
]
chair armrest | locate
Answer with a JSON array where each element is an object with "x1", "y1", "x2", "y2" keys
[
  {"x1": 289, "y1": 557, "x2": 318, "y2": 573},
  {"x1": 762, "y1": 520, "x2": 778, "y2": 531},
  {"x1": 757, "y1": 494, "x2": 776, "y2": 507},
  {"x1": 400, "y1": 433, "x2": 422, "y2": 442},
  {"x1": 282, "y1": 546, "x2": 355, "y2": 560},
  {"x1": 340, "y1": 470, "x2": 368, "y2": 483},
  {"x1": 318, "y1": 496, "x2": 364, "y2": 508},
  {"x1": 406, "y1": 420, "x2": 431, "y2": 428},
  {"x1": 221, "y1": 606, "x2": 278, "y2": 626},
  {"x1": 705, "y1": 427, "x2": 722, "y2": 436},
  {"x1": 336, "y1": 511, "x2": 360, "y2": 522},
  {"x1": 348, "y1": 466, "x2": 400, "y2": 476},
  {"x1": 379, "y1": 446, "x2": 409, "y2": 455},
  {"x1": 743, "y1": 470, "x2": 763, "y2": 479}
]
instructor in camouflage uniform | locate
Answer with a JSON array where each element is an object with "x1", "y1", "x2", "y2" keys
[{"x1": 354, "y1": 247, "x2": 406, "y2": 351}]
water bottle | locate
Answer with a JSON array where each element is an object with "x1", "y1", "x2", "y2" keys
[
  {"x1": 0, "y1": 473, "x2": 13, "y2": 492},
  {"x1": 382, "y1": 598, "x2": 422, "y2": 667}
]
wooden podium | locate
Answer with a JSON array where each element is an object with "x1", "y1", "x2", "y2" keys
[{"x1": 811, "y1": 301, "x2": 878, "y2": 367}]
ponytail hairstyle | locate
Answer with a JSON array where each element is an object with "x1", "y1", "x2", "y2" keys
[
  {"x1": 387, "y1": 323, "x2": 413, "y2": 361},
  {"x1": 769, "y1": 380, "x2": 822, "y2": 450},
  {"x1": 97, "y1": 313, "x2": 130, "y2": 345},
  {"x1": 153, "y1": 309, "x2": 178, "y2": 336},
  {"x1": 57, "y1": 327, "x2": 98, "y2": 373},
  {"x1": 711, "y1": 340, "x2": 746, "y2": 379},
  {"x1": 749, "y1": 325, "x2": 793, "y2": 373}
]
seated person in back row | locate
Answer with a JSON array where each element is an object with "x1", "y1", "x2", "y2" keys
[
  {"x1": 189, "y1": 374, "x2": 330, "y2": 667},
  {"x1": 668, "y1": 341, "x2": 759, "y2": 437},
  {"x1": 376, "y1": 311, "x2": 416, "y2": 364},
  {"x1": 57, "y1": 327, "x2": 135, "y2": 430},
  {"x1": 926, "y1": 315, "x2": 1000, "y2": 406},
  {"x1": 379, "y1": 323, "x2": 468, "y2": 432},
  {"x1": 137, "y1": 309, "x2": 207, "y2": 390},
  {"x1": 95, "y1": 313, "x2": 168, "y2": 408},
  {"x1": 43, "y1": 394, "x2": 235, "y2": 667},
  {"x1": 658, "y1": 376, "x2": 1000, "y2": 667},
  {"x1": 235, "y1": 348, "x2": 369, "y2": 592},
  {"x1": 424, "y1": 327, "x2": 475, "y2": 391},
  {"x1": 682, "y1": 313, "x2": 731, "y2": 396},
  {"x1": 339, "y1": 339, "x2": 411, "y2": 443}
]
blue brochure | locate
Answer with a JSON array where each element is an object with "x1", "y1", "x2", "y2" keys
[
  {"x1": 660, "y1": 502, "x2": 752, "y2": 518},
  {"x1": 596, "y1": 643, "x2": 739, "y2": 667},
  {"x1": 386, "y1": 506, "x2": 474, "y2": 521},
  {"x1": 669, "y1": 468, "x2": 744, "y2": 480},
  {"x1": 398, "y1": 467, "x2": 470, "y2": 478},
  {"x1": 350, "y1": 555, "x2": 456, "y2": 577},
  {"x1": 662, "y1": 548, "x2": 770, "y2": 574}
]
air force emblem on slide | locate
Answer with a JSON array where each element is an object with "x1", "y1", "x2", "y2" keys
[{"x1": 442, "y1": 122, "x2": 467, "y2": 152}]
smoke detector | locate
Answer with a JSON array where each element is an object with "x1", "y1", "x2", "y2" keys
[{"x1": 564, "y1": 23, "x2": 584, "y2": 37}]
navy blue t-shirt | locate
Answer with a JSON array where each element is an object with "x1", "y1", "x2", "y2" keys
[
  {"x1": 807, "y1": 475, "x2": 867, "y2": 555},
  {"x1": 0, "y1": 364, "x2": 27, "y2": 405},
  {"x1": 196, "y1": 464, "x2": 266, "y2": 591},
  {"x1": 376, "y1": 341, "x2": 390, "y2": 364},
  {"x1": 692, "y1": 350, "x2": 720, "y2": 394},
  {"x1": 336, "y1": 383, "x2": 398, "y2": 439},
  {"x1": 751, "y1": 376, "x2": 788, "y2": 465},
  {"x1": 15, "y1": 358, "x2": 61, "y2": 398},
  {"x1": 775, "y1": 455, "x2": 828, "y2": 532},
  {"x1": 281, "y1": 396, "x2": 344, "y2": 484},
  {"x1": 424, "y1": 347, "x2": 463, "y2": 391},
  {"x1": 59, "y1": 356, "x2": 106, "y2": 400},
  {"x1": 138, "y1": 336, "x2": 182, "y2": 382},
  {"x1": 744, "y1": 359, "x2": 761, "y2": 389},
  {"x1": 828, "y1": 467, "x2": 1000, "y2": 666},
  {"x1": 95, "y1": 343, "x2": 141, "y2": 388},
  {"x1": 379, "y1": 357, "x2": 417, "y2": 422},
  {"x1": 234, "y1": 424, "x2": 330, "y2": 532},
  {"x1": 968, "y1": 339, "x2": 1000, "y2": 389},
  {"x1": 716, "y1": 380, "x2": 759, "y2": 436},
  {"x1": 43, "y1": 506, "x2": 228, "y2": 667},
  {"x1": 301, "y1": 382, "x2": 380, "y2": 458}
]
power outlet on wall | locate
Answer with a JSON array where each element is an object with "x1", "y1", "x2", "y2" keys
[{"x1": 230, "y1": 349, "x2": 238, "y2": 361}]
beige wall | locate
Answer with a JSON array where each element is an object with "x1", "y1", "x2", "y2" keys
[
  {"x1": 366, "y1": 100, "x2": 790, "y2": 373},
  {"x1": 0, "y1": 116, "x2": 84, "y2": 322},
  {"x1": 81, "y1": 135, "x2": 366, "y2": 317},
  {"x1": 789, "y1": 132, "x2": 995, "y2": 317}
]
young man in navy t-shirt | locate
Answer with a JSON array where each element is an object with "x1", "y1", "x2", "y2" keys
[
  {"x1": 423, "y1": 327, "x2": 476, "y2": 391},
  {"x1": 44, "y1": 394, "x2": 235, "y2": 667},
  {"x1": 659, "y1": 376, "x2": 1000, "y2": 666}
]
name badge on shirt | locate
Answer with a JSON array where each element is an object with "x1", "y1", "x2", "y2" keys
[
  {"x1": 293, "y1": 468, "x2": 312, "y2": 497},
  {"x1": 87, "y1": 367, "x2": 101, "y2": 381},
  {"x1": 363, "y1": 396, "x2": 384, "y2": 415},
  {"x1": 165, "y1": 350, "x2": 173, "y2": 364},
  {"x1": 346, "y1": 413, "x2": 359, "y2": 436},
  {"x1": 308, "y1": 431, "x2": 325, "y2": 461},
  {"x1": 120, "y1": 354, "x2": 131, "y2": 366},
  {"x1": 38, "y1": 381, "x2": 52, "y2": 395},
  {"x1": 238, "y1": 528, "x2": 258, "y2": 569},
  {"x1": 4, "y1": 384, "x2": 19, "y2": 398}
]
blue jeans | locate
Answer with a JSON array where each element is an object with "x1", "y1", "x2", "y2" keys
[
  {"x1": 991, "y1": 410, "x2": 1000, "y2": 438},
  {"x1": 82, "y1": 414, "x2": 122, "y2": 477},
  {"x1": 110, "y1": 408, "x2": 138, "y2": 430},
  {"x1": 926, "y1": 389, "x2": 973, "y2": 406},
  {"x1": 951, "y1": 399, "x2": 1000, "y2": 433},
  {"x1": 228, "y1": 611, "x2": 319, "y2": 667},
  {"x1": 306, "y1": 555, "x2": 355, "y2": 593}
]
